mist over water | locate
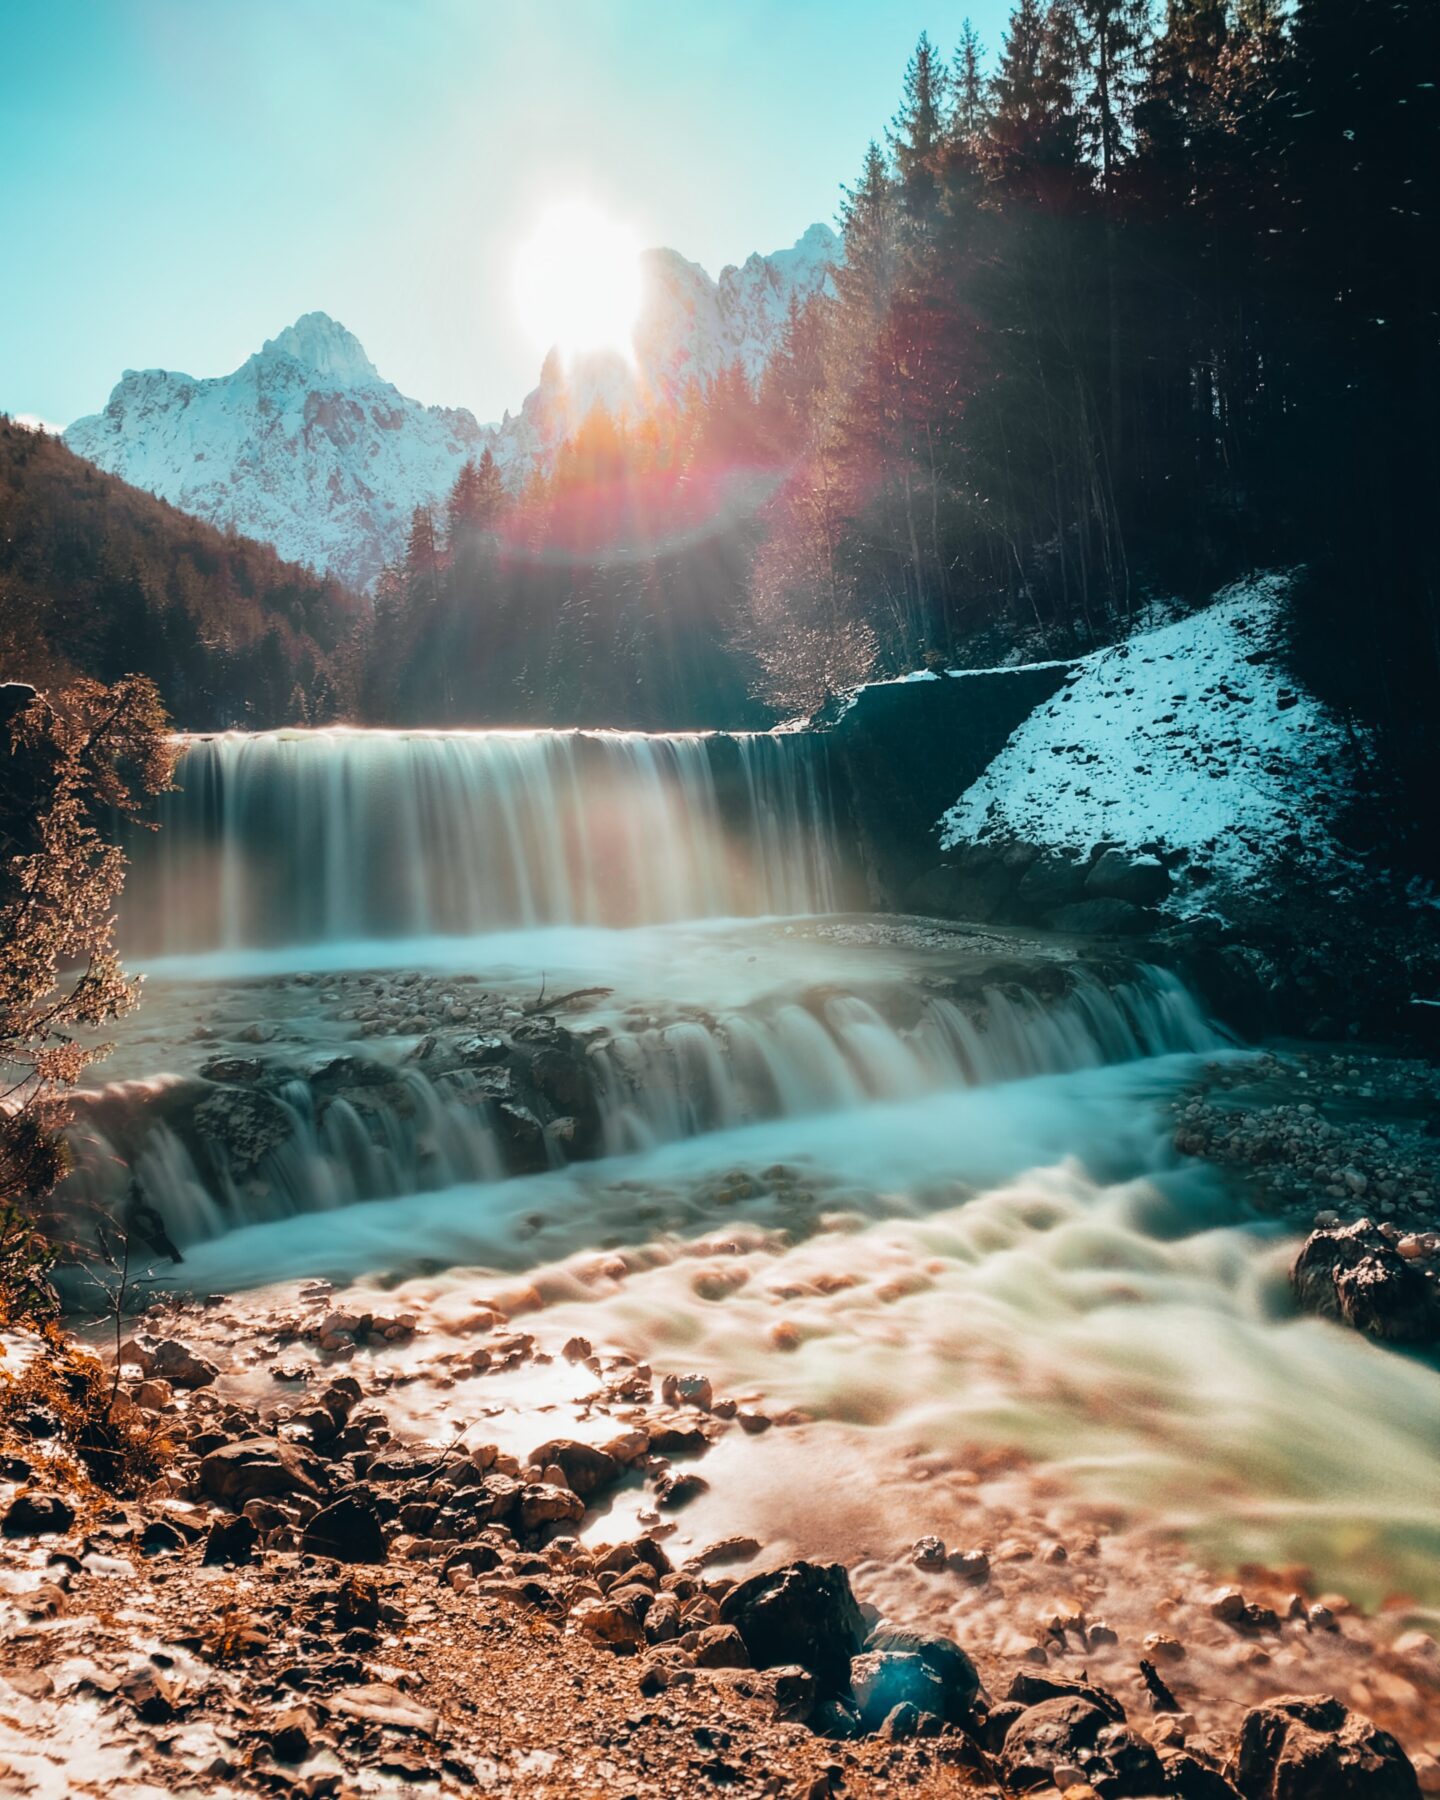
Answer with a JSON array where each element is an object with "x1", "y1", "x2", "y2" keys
[{"x1": 94, "y1": 728, "x2": 1440, "y2": 1611}]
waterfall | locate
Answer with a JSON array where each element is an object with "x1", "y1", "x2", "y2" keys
[
  {"x1": 63, "y1": 964, "x2": 1220, "y2": 1248},
  {"x1": 123, "y1": 728, "x2": 847, "y2": 957}
]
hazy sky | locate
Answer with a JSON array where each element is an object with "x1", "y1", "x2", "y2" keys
[{"x1": 1, "y1": 0, "x2": 1010, "y2": 430}]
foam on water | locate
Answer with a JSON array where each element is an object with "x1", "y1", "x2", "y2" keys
[{"x1": 158, "y1": 1057, "x2": 1440, "y2": 1605}]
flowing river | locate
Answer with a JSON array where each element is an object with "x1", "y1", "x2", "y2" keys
[{"x1": 72, "y1": 727, "x2": 1440, "y2": 1626}]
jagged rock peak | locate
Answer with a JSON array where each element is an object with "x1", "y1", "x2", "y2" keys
[{"x1": 260, "y1": 312, "x2": 379, "y2": 385}]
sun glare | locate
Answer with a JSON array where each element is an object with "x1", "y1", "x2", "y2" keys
[{"x1": 513, "y1": 201, "x2": 643, "y2": 360}]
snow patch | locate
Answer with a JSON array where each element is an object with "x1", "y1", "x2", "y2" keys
[{"x1": 939, "y1": 575, "x2": 1357, "y2": 908}]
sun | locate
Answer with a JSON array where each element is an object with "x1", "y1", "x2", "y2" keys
[{"x1": 514, "y1": 201, "x2": 643, "y2": 360}]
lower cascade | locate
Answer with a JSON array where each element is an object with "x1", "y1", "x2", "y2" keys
[
  {"x1": 63, "y1": 959, "x2": 1217, "y2": 1248},
  {"x1": 53, "y1": 725, "x2": 1440, "y2": 1657}
]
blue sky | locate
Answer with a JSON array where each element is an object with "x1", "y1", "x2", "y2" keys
[{"x1": 1, "y1": 0, "x2": 1009, "y2": 430}]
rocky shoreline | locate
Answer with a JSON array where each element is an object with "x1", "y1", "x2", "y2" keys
[
  {"x1": 8, "y1": 941, "x2": 1440, "y2": 1796},
  {"x1": 4, "y1": 1225, "x2": 1439, "y2": 1797}
]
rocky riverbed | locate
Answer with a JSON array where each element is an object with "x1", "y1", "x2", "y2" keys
[
  {"x1": 10, "y1": 926, "x2": 1440, "y2": 1796},
  {"x1": 3, "y1": 1242, "x2": 1438, "y2": 1798}
]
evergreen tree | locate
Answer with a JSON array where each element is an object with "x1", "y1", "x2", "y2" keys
[
  {"x1": 889, "y1": 33, "x2": 949, "y2": 226},
  {"x1": 949, "y1": 20, "x2": 989, "y2": 146}
]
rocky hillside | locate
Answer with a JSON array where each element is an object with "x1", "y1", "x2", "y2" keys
[{"x1": 63, "y1": 227, "x2": 839, "y2": 592}]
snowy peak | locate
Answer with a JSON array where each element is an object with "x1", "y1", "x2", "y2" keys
[
  {"x1": 260, "y1": 311, "x2": 379, "y2": 385},
  {"x1": 63, "y1": 224, "x2": 840, "y2": 591}
]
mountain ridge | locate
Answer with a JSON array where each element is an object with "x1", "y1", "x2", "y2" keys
[{"x1": 63, "y1": 224, "x2": 839, "y2": 592}]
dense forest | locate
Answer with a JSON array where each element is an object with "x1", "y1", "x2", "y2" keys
[
  {"x1": 361, "y1": 0, "x2": 1437, "y2": 785},
  {"x1": 0, "y1": 416, "x2": 361, "y2": 729},
  {"x1": 7, "y1": 0, "x2": 1435, "y2": 773}
]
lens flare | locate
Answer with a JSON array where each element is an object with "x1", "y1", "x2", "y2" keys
[{"x1": 513, "y1": 201, "x2": 643, "y2": 359}]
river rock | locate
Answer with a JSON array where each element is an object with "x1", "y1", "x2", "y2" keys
[
  {"x1": 719, "y1": 1560, "x2": 866, "y2": 1694},
  {"x1": 203, "y1": 1513, "x2": 257, "y2": 1565},
  {"x1": 526, "y1": 1438, "x2": 621, "y2": 1498},
  {"x1": 301, "y1": 1494, "x2": 386, "y2": 1563},
  {"x1": 3, "y1": 1490, "x2": 75, "y2": 1536},
  {"x1": 1234, "y1": 1693, "x2": 1420, "y2": 1799},
  {"x1": 865, "y1": 1624, "x2": 980, "y2": 1721},
  {"x1": 1161, "y1": 1748, "x2": 1244, "y2": 1799},
  {"x1": 1006, "y1": 1671, "x2": 1127, "y2": 1722},
  {"x1": 1002, "y1": 1696, "x2": 1164, "y2": 1796},
  {"x1": 143, "y1": 1337, "x2": 220, "y2": 1389},
  {"x1": 519, "y1": 1482, "x2": 585, "y2": 1532},
  {"x1": 200, "y1": 1436, "x2": 325, "y2": 1506},
  {"x1": 693, "y1": 1624, "x2": 751, "y2": 1668},
  {"x1": 571, "y1": 1597, "x2": 645, "y2": 1652},
  {"x1": 849, "y1": 1651, "x2": 948, "y2": 1732},
  {"x1": 193, "y1": 1084, "x2": 294, "y2": 1174},
  {"x1": 1291, "y1": 1219, "x2": 1440, "y2": 1344}
]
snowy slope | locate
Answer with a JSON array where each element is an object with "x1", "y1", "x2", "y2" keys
[
  {"x1": 63, "y1": 315, "x2": 489, "y2": 594},
  {"x1": 939, "y1": 576, "x2": 1358, "y2": 908},
  {"x1": 63, "y1": 226, "x2": 838, "y2": 592}
]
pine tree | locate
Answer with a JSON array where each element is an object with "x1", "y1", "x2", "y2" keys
[
  {"x1": 889, "y1": 33, "x2": 949, "y2": 226},
  {"x1": 985, "y1": 0, "x2": 1049, "y2": 174},
  {"x1": 949, "y1": 20, "x2": 989, "y2": 146},
  {"x1": 1076, "y1": 0, "x2": 1150, "y2": 193},
  {"x1": 835, "y1": 141, "x2": 901, "y2": 321}
]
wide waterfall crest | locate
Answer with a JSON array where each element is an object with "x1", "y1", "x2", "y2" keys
[{"x1": 125, "y1": 728, "x2": 846, "y2": 956}]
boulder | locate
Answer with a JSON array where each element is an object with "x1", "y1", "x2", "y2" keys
[
  {"x1": 1006, "y1": 1671, "x2": 1127, "y2": 1722},
  {"x1": 1003, "y1": 1696, "x2": 1164, "y2": 1797},
  {"x1": 719, "y1": 1560, "x2": 866, "y2": 1695},
  {"x1": 1017, "y1": 850, "x2": 1088, "y2": 913},
  {"x1": 519, "y1": 1482, "x2": 585, "y2": 1533},
  {"x1": 301, "y1": 1494, "x2": 386, "y2": 1563},
  {"x1": 904, "y1": 858, "x2": 1014, "y2": 923},
  {"x1": 571, "y1": 1597, "x2": 645, "y2": 1652},
  {"x1": 1161, "y1": 1748, "x2": 1244, "y2": 1799},
  {"x1": 654, "y1": 1471, "x2": 708, "y2": 1511},
  {"x1": 192, "y1": 1085, "x2": 293, "y2": 1175},
  {"x1": 146, "y1": 1338, "x2": 219, "y2": 1389},
  {"x1": 865, "y1": 1624, "x2": 980, "y2": 1722},
  {"x1": 1291, "y1": 1220, "x2": 1440, "y2": 1344},
  {"x1": 3, "y1": 1490, "x2": 75, "y2": 1537},
  {"x1": 692, "y1": 1624, "x2": 751, "y2": 1668},
  {"x1": 328, "y1": 1682, "x2": 438, "y2": 1734},
  {"x1": 197, "y1": 1056, "x2": 267, "y2": 1085},
  {"x1": 1235, "y1": 1694, "x2": 1420, "y2": 1800},
  {"x1": 1086, "y1": 848, "x2": 1171, "y2": 906},
  {"x1": 267, "y1": 1705, "x2": 317, "y2": 1763},
  {"x1": 849, "y1": 1651, "x2": 948, "y2": 1733},
  {"x1": 199, "y1": 1437, "x2": 324, "y2": 1507},
  {"x1": 1048, "y1": 897, "x2": 1149, "y2": 936},
  {"x1": 526, "y1": 1438, "x2": 621, "y2": 1499},
  {"x1": 203, "y1": 1514, "x2": 257, "y2": 1566}
]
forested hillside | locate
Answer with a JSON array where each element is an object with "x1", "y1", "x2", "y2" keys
[
  {"x1": 358, "y1": 0, "x2": 1436, "y2": 819},
  {"x1": 0, "y1": 416, "x2": 361, "y2": 728}
]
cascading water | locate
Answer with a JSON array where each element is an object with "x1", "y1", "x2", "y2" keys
[
  {"x1": 62, "y1": 962, "x2": 1218, "y2": 1246},
  {"x1": 67, "y1": 720, "x2": 1440, "y2": 1624},
  {"x1": 123, "y1": 727, "x2": 847, "y2": 957}
]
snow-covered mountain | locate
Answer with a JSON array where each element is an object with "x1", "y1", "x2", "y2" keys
[{"x1": 64, "y1": 225, "x2": 839, "y2": 592}]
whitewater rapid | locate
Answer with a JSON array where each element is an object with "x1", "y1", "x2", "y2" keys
[{"x1": 81, "y1": 726, "x2": 1440, "y2": 1617}]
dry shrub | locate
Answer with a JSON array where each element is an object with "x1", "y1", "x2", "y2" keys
[{"x1": 0, "y1": 1330, "x2": 174, "y2": 1494}]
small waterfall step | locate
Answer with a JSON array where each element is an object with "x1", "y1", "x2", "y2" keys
[{"x1": 61, "y1": 958, "x2": 1222, "y2": 1251}]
